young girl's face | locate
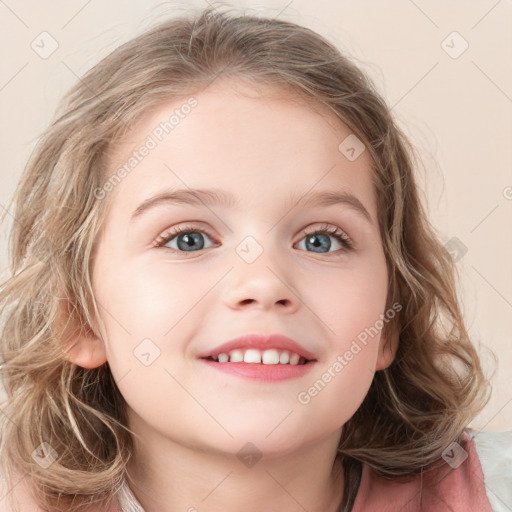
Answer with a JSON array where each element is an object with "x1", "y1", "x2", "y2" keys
[{"x1": 85, "y1": 79, "x2": 394, "y2": 460}]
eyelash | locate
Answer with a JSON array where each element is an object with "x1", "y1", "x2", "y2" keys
[
  {"x1": 302, "y1": 224, "x2": 353, "y2": 251},
  {"x1": 154, "y1": 223, "x2": 354, "y2": 254},
  {"x1": 154, "y1": 224, "x2": 217, "y2": 251}
]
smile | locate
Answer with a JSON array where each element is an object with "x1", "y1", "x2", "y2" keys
[{"x1": 205, "y1": 348, "x2": 308, "y2": 365}]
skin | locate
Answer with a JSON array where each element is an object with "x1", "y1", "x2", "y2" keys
[{"x1": 65, "y1": 79, "x2": 398, "y2": 512}]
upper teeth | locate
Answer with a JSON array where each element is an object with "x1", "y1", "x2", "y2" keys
[{"x1": 214, "y1": 348, "x2": 306, "y2": 365}]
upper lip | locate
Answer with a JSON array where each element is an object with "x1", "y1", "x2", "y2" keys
[{"x1": 198, "y1": 333, "x2": 317, "y2": 361}]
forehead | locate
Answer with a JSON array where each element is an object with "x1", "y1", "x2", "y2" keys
[{"x1": 103, "y1": 79, "x2": 377, "y2": 223}]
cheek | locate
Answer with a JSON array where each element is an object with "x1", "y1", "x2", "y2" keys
[
  {"x1": 296, "y1": 348, "x2": 377, "y2": 438},
  {"x1": 94, "y1": 258, "x2": 206, "y2": 339},
  {"x1": 91, "y1": 262, "x2": 207, "y2": 438},
  {"x1": 297, "y1": 275, "x2": 386, "y2": 430},
  {"x1": 307, "y1": 257, "x2": 388, "y2": 343},
  {"x1": 294, "y1": 257, "x2": 387, "y2": 417}
]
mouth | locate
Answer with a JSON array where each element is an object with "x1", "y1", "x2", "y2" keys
[
  {"x1": 197, "y1": 333, "x2": 316, "y2": 380},
  {"x1": 202, "y1": 348, "x2": 310, "y2": 365},
  {"x1": 197, "y1": 333, "x2": 316, "y2": 364}
]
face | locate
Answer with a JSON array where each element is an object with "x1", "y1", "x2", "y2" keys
[{"x1": 81, "y1": 79, "x2": 395, "y2": 460}]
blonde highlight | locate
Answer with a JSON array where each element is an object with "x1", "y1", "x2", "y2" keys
[{"x1": 0, "y1": 6, "x2": 491, "y2": 511}]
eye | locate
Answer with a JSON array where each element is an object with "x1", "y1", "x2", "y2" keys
[
  {"x1": 154, "y1": 224, "x2": 217, "y2": 254},
  {"x1": 296, "y1": 224, "x2": 353, "y2": 254},
  {"x1": 154, "y1": 223, "x2": 353, "y2": 256}
]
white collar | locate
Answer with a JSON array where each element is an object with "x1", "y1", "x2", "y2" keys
[{"x1": 117, "y1": 478, "x2": 145, "y2": 512}]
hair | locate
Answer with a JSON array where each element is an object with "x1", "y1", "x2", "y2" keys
[{"x1": 0, "y1": 5, "x2": 492, "y2": 512}]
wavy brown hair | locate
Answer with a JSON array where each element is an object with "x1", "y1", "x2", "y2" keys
[{"x1": 0, "y1": 6, "x2": 491, "y2": 511}]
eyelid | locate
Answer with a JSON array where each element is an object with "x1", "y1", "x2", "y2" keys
[
  {"x1": 153, "y1": 223, "x2": 217, "y2": 249},
  {"x1": 301, "y1": 223, "x2": 353, "y2": 249},
  {"x1": 154, "y1": 221, "x2": 354, "y2": 255}
]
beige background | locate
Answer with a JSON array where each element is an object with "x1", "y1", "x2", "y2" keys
[{"x1": 0, "y1": 0, "x2": 510, "y2": 431}]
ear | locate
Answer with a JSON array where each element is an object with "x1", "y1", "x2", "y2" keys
[
  {"x1": 58, "y1": 304, "x2": 107, "y2": 369},
  {"x1": 375, "y1": 322, "x2": 399, "y2": 371},
  {"x1": 64, "y1": 326, "x2": 108, "y2": 369}
]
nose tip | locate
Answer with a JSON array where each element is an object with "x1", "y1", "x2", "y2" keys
[
  {"x1": 224, "y1": 253, "x2": 299, "y2": 313},
  {"x1": 227, "y1": 282, "x2": 297, "y2": 312}
]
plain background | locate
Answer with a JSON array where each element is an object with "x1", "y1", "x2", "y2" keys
[{"x1": 0, "y1": 0, "x2": 510, "y2": 431}]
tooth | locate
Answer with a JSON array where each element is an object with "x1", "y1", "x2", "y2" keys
[
  {"x1": 229, "y1": 349, "x2": 244, "y2": 363},
  {"x1": 244, "y1": 349, "x2": 261, "y2": 364},
  {"x1": 279, "y1": 351, "x2": 290, "y2": 364},
  {"x1": 289, "y1": 353, "x2": 300, "y2": 365},
  {"x1": 215, "y1": 348, "x2": 306, "y2": 365},
  {"x1": 262, "y1": 349, "x2": 280, "y2": 365}
]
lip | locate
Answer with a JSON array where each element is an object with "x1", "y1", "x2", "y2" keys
[
  {"x1": 197, "y1": 333, "x2": 317, "y2": 382},
  {"x1": 201, "y1": 359, "x2": 316, "y2": 381},
  {"x1": 197, "y1": 333, "x2": 317, "y2": 361}
]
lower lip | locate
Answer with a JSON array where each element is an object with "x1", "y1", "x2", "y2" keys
[{"x1": 201, "y1": 359, "x2": 315, "y2": 381}]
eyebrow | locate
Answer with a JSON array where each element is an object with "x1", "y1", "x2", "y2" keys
[{"x1": 130, "y1": 187, "x2": 373, "y2": 224}]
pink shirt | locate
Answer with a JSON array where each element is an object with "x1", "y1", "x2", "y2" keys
[
  {"x1": 113, "y1": 430, "x2": 512, "y2": 510},
  {"x1": 4, "y1": 430, "x2": 510, "y2": 511},
  {"x1": 352, "y1": 431, "x2": 493, "y2": 511},
  {"x1": 113, "y1": 430, "x2": 509, "y2": 511}
]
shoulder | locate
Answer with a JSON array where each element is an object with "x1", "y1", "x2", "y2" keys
[
  {"x1": 469, "y1": 429, "x2": 512, "y2": 512},
  {"x1": 351, "y1": 429, "x2": 509, "y2": 512},
  {"x1": 0, "y1": 475, "x2": 119, "y2": 512},
  {"x1": 0, "y1": 470, "x2": 120, "y2": 512},
  {"x1": 0, "y1": 472, "x2": 46, "y2": 512},
  {"x1": 0, "y1": 474, "x2": 115, "y2": 512}
]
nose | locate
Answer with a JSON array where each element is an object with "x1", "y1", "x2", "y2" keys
[{"x1": 223, "y1": 250, "x2": 299, "y2": 312}]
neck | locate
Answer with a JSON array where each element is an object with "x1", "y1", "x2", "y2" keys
[{"x1": 124, "y1": 420, "x2": 344, "y2": 512}]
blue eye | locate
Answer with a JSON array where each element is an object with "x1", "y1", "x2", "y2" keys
[
  {"x1": 297, "y1": 224, "x2": 353, "y2": 254},
  {"x1": 155, "y1": 225, "x2": 216, "y2": 253},
  {"x1": 154, "y1": 223, "x2": 353, "y2": 255}
]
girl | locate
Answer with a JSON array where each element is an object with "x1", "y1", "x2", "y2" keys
[{"x1": 0, "y1": 6, "x2": 510, "y2": 512}]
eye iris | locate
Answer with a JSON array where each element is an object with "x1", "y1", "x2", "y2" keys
[
  {"x1": 178, "y1": 232, "x2": 204, "y2": 251},
  {"x1": 306, "y1": 233, "x2": 331, "y2": 253}
]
